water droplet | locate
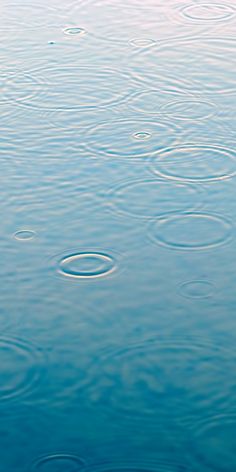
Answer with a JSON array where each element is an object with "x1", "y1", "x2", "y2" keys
[
  {"x1": 57, "y1": 252, "x2": 116, "y2": 279},
  {"x1": 14, "y1": 230, "x2": 36, "y2": 241},
  {"x1": 63, "y1": 27, "x2": 86, "y2": 36},
  {"x1": 179, "y1": 280, "x2": 214, "y2": 299},
  {"x1": 161, "y1": 99, "x2": 217, "y2": 121},
  {"x1": 110, "y1": 179, "x2": 203, "y2": 219},
  {"x1": 133, "y1": 132, "x2": 152, "y2": 140},
  {"x1": 151, "y1": 145, "x2": 236, "y2": 182},
  {"x1": 0, "y1": 337, "x2": 44, "y2": 403},
  {"x1": 149, "y1": 212, "x2": 232, "y2": 251},
  {"x1": 32, "y1": 454, "x2": 85, "y2": 472},
  {"x1": 86, "y1": 119, "x2": 178, "y2": 159},
  {"x1": 181, "y1": 3, "x2": 235, "y2": 22}
]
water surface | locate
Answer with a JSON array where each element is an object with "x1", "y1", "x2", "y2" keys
[{"x1": 1, "y1": 0, "x2": 236, "y2": 471}]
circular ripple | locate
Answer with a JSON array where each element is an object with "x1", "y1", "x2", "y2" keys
[
  {"x1": 2, "y1": 71, "x2": 43, "y2": 104},
  {"x1": 161, "y1": 99, "x2": 217, "y2": 121},
  {"x1": 135, "y1": 38, "x2": 236, "y2": 95},
  {"x1": 45, "y1": 107, "x2": 101, "y2": 131},
  {"x1": 3, "y1": 67, "x2": 131, "y2": 111},
  {"x1": 191, "y1": 415, "x2": 236, "y2": 472},
  {"x1": 149, "y1": 212, "x2": 232, "y2": 251},
  {"x1": 133, "y1": 131, "x2": 152, "y2": 140},
  {"x1": 129, "y1": 89, "x2": 195, "y2": 115},
  {"x1": 32, "y1": 454, "x2": 85, "y2": 472},
  {"x1": 63, "y1": 27, "x2": 86, "y2": 36},
  {"x1": 82, "y1": 338, "x2": 235, "y2": 423},
  {"x1": 86, "y1": 120, "x2": 178, "y2": 159},
  {"x1": 58, "y1": 252, "x2": 116, "y2": 279},
  {"x1": 14, "y1": 230, "x2": 36, "y2": 241},
  {"x1": 109, "y1": 179, "x2": 203, "y2": 219},
  {"x1": 0, "y1": 337, "x2": 44, "y2": 403},
  {"x1": 181, "y1": 3, "x2": 235, "y2": 22},
  {"x1": 130, "y1": 38, "x2": 156, "y2": 48},
  {"x1": 179, "y1": 280, "x2": 214, "y2": 299},
  {"x1": 152, "y1": 145, "x2": 236, "y2": 182}
]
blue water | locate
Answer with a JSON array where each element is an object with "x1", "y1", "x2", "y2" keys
[{"x1": 1, "y1": 0, "x2": 236, "y2": 471}]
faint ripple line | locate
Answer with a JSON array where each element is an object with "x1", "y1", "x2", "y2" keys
[
  {"x1": 31, "y1": 453, "x2": 86, "y2": 472},
  {"x1": 0, "y1": 336, "x2": 45, "y2": 403},
  {"x1": 78, "y1": 336, "x2": 235, "y2": 427},
  {"x1": 188, "y1": 414, "x2": 236, "y2": 472},
  {"x1": 2, "y1": 66, "x2": 133, "y2": 111},
  {"x1": 133, "y1": 38, "x2": 236, "y2": 95},
  {"x1": 106, "y1": 178, "x2": 204, "y2": 219}
]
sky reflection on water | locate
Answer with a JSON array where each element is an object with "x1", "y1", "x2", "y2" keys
[{"x1": 0, "y1": 0, "x2": 236, "y2": 471}]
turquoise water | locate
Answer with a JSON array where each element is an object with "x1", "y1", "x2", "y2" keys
[{"x1": 1, "y1": 0, "x2": 236, "y2": 470}]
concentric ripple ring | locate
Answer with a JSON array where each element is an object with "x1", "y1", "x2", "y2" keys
[
  {"x1": 179, "y1": 280, "x2": 215, "y2": 299},
  {"x1": 14, "y1": 230, "x2": 36, "y2": 241},
  {"x1": 181, "y1": 3, "x2": 235, "y2": 22},
  {"x1": 109, "y1": 179, "x2": 203, "y2": 219},
  {"x1": 151, "y1": 145, "x2": 236, "y2": 182},
  {"x1": 58, "y1": 252, "x2": 116, "y2": 279},
  {"x1": 149, "y1": 212, "x2": 232, "y2": 251},
  {"x1": 32, "y1": 453, "x2": 85, "y2": 472},
  {"x1": 86, "y1": 119, "x2": 178, "y2": 159},
  {"x1": 161, "y1": 99, "x2": 217, "y2": 121},
  {"x1": 3, "y1": 66, "x2": 131, "y2": 111}
]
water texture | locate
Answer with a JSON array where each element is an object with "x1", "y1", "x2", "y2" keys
[{"x1": 0, "y1": 0, "x2": 236, "y2": 471}]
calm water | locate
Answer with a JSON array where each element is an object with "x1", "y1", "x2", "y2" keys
[{"x1": 1, "y1": 0, "x2": 236, "y2": 470}]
